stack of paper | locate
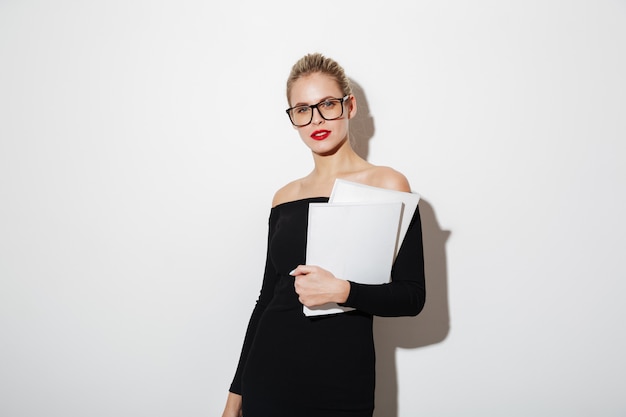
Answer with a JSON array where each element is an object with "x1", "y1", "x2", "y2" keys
[{"x1": 303, "y1": 180, "x2": 421, "y2": 316}]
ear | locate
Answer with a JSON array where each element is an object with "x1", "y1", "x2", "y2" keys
[{"x1": 347, "y1": 95, "x2": 357, "y2": 119}]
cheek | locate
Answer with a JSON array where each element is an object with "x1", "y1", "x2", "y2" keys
[{"x1": 297, "y1": 127, "x2": 312, "y2": 142}]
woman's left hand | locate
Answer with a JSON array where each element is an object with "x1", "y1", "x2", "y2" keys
[{"x1": 290, "y1": 265, "x2": 351, "y2": 307}]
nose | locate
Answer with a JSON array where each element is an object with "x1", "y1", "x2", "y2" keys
[{"x1": 311, "y1": 107, "x2": 324, "y2": 125}]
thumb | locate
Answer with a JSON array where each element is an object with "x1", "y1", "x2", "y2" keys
[{"x1": 289, "y1": 265, "x2": 310, "y2": 276}]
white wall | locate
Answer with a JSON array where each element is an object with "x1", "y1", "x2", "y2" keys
[{"x1": 1, "y1": 1, "x2": 625, "y2": 416}]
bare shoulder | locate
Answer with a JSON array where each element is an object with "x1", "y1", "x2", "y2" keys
[
  {"x1": 271, "y1": 179, "x2": 302, "y2": 207},
  {"x1": 367, "y1": 166, "x2": 411, "y2": 192}
]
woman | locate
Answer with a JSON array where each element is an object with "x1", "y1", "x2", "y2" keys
[{"x1": 221, "y1": 53, "x2": 426, "y2": 417}]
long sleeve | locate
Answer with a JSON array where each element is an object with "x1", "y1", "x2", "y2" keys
[
  {"x1": 229, "y1": 209, "x2": 279, "y2": 395},
  {"x1": 340, "y1": 204, "x2": 426, "y2": 317}
]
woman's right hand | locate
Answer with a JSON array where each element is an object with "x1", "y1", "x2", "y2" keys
[{"x1": 221, "y1": 392, "x2": 242, "y2": 417}]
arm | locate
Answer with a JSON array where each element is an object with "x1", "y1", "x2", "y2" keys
[{"x1": 225, "y1": 209, "x2": 279, "y2": 397}]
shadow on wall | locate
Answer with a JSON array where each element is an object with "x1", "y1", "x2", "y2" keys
[
  {"x1": 349, "y1": 79, "x2": 374, "y2": 161},
  {"x1": 374, "y1": 199, "x2": 450, "y2": 417},
  {"x1": 350, "y1": 79, "x2": 451, "y2": 417}
]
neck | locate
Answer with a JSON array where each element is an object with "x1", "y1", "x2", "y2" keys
[{"x1": 310, "y1": 139, "x2": 365, "y2": 180}]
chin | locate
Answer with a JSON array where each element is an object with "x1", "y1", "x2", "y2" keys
[{"x1": 308, "y1": 137, "x2": 348, "y2": 156}]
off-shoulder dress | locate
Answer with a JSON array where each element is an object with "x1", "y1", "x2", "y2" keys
[{"x1": 229, "y1": 197, "x2": 425, "y2": 417}]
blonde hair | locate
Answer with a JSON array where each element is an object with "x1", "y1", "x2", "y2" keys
[{"x1": 286, "y1": 53, "x2": 352, "y2": 104}]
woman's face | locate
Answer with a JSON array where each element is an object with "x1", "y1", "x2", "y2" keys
[{"x1": 288, "y1": 72, "x2": 356, "y2": 156}]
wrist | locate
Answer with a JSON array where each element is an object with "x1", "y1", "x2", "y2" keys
[
  {"x1": 225, "y1": 392, "x2": 242, "y2": 410},
  {"x1": 336, "y1": 279, "x2": 351, "y2": 304}
]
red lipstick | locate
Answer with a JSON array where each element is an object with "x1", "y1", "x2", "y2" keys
[{"x1": 311, "y1": 130, "x2": 331, "y2": 141}]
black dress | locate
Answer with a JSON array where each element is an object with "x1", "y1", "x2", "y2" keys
[{"x1": 230, "y1": 197, "x2": 425, "y2": 417}]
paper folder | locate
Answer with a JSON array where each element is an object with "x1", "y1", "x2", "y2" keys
[{"x1": 330, "y1": 179, "x2": 420, "y2": 258}]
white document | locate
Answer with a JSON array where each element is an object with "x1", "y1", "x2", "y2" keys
[
  {"x1": 304, "y1": 201, "x2": 403, "y2": 316},
  {"x1": 329, "y1": 179, "x2": 420, "y2": 258}
]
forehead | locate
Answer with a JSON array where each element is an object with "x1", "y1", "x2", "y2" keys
[{"x1": 289, "y1": 73, "x2": 342, "y2": 105}]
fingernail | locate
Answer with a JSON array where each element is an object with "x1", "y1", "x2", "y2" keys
[{"x1": 289, "y1": 269, "x2": 296, "y2": 276}]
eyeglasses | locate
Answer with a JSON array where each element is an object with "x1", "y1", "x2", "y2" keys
[{"x1": 286, "y1": 95, "x2": 350, "y2": 127}]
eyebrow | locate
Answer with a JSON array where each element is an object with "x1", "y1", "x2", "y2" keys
[{"x1": 292, "y1": 95, "x2": 340, "y2": 107}]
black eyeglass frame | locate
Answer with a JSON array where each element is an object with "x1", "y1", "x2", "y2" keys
[{"x1": 285, "y1": 95, "x2": 350, "y2": 127}]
